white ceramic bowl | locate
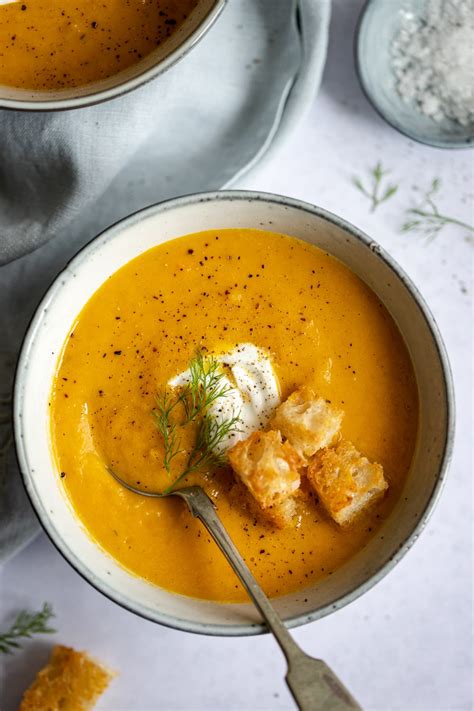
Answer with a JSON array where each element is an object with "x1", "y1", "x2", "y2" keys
[
  {"x1": 14, "y1": 191, "x2": 454, "y2": 635},
  {"x1": 0, "y1": 0, "x2": 225, "y2": 111}
]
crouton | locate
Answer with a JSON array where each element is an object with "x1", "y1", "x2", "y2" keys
[
  {"x1": 270, "y1": 386, "x2": 343, "y2": 458},
  {"x1": 264, "y1": 496, "x2": 299, "y2": 528},
  {"x1": 228, "y1": 430, "x2": 302, "y2": 527},
  {"x1": 307, "y1": 439, "x2": 387, "y2": 526},
  {"x1": 19, "y1": 645, "x2": 114, "y2": 711},
  {"x1": 228, "y1": 477, "x2": 300, "y2": 529}
]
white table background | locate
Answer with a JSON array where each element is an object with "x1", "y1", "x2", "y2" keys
[{"x1": 1, "y1": 2, "x2": 472, "y2": 709}]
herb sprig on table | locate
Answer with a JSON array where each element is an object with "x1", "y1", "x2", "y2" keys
[
  {"x1": 0, "y1": 603, "x2": 55, "y2": 654},
  {"x1": 152, "y1": 353, "x2": 240, "y2": 493},
  {"x1": 352, "y1": 161, "x2": 399, "y2": 212},
  {"x1": 402, "y1": 178, "x2": 474, "y2": 241},
  {"x1": 351, "y1": 167, "x2": 473, "y2": 242}
]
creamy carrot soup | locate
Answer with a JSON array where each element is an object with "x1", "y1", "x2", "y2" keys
[
  {"x1": 0, "y1": 0, "x2": 198, "y2": 90},
  {"x1": 51, "y1": 229, "x2": 418, "y2": 602}
]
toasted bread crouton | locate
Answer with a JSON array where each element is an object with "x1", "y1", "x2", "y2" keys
[
  {"x1": 307, "y1": 439, "x2": 387, "y2": 526},
  {"x1": 228, "y1": 478, "x2": 299, "y2": 529},
  {"x1": 264, "y1": 496, "x2": 299, "y2": 528},
  {"x1": 19, "y1": 645, "x2": 114, "y2": 711},
  {"x1": 270, "y1": 386, "x2": 343, "y2": 459},
  {"x1": 228, "y1": 430, "x2": 302, "y2": 527}
]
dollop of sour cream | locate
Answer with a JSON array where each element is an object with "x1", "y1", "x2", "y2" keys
[{"x1": 169, "y1": 343, "x2": 280, "y2": 454}]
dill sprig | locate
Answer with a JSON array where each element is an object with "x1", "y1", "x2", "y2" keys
[
  {"x1": 152, "y1": 353, "x2": 240, "y2": 493},
  {"x1": 352, "y1": 161, "x2": 399, "y2": 212},
  {"x1": 152, "y1": 391, "x2": 183, "y2": 473},
  {"x1": 0, "y1": 603, "x2": 55, "y2": 654},
  {"x1": 182, "y1": 351, "x2": 233, "y2": 423},
  {"x1": 195, "y1": 412, "x2": 242, "y2": 468},
  {"x1": 161, "y1": 412, "x2": 241, "y2": 495},
  {"x1": 402, "y1": 178, "x2": 474, "y2": 241}
]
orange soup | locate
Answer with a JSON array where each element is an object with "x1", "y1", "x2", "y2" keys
[
  {"x1": 0, "y1": 0, "x2": 198, "y2": 90},
  {"x1": 51, "y1": 229, "x2": 418, "y2": 602}
]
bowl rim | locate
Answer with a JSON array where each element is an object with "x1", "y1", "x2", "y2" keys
[
  {"x1": 13, "y1": 189, "x2": 455, "y2": 636},
  {"x1": 354, "y1": 0, "x2": 474, "y2": 150},
  {"x1": 0, "y1": 0, "x2": 226, "y2": 112}
]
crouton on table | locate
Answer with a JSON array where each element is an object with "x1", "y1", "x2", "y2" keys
[
  {"x1": 307, "y1": 439, "x2": 387, "y2": 526},
  {"x1": 19, "y1": 645, "x2": 114, "y2": 711},
  {"x1": 270, "y1": 385, "x2": 343, "y2": 458},
  {"x1": 228, "y1": 430, "x2": 302, "y2": 527}
]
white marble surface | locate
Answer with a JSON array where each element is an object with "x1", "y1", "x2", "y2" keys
[{"x1": 1, "y1": 1, "x2": 472, "y2": 709}]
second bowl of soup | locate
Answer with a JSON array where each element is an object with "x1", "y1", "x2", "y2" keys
[{"x1": 0, "y1": 0, "x2": 225, "y2": 110}]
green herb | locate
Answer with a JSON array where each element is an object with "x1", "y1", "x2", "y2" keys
[
  {"x1": 352, "y1": 161, "x2": 399, "y2": 212},
  {"x1": 161, "y1": 411, "x2": 241, "y2": 494},
  {"x1": 0, "y1": 603, "x2": 55, "y2": 654},
  {"x1": 152, "y1": 391, "x2": 183, "y2": 473},
  {"x1": 402, "y1": 178, "x2": 474, "y2": 240},
  {"x1": 152, "y1": 353, "x2": 240, "y2": 493},
  {"x1": 181, "y1": 351, "x2": 232, "y2": 423}
]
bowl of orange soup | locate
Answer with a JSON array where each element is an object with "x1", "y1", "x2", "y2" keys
[
  {"x1": 14, "y1": 191, "x2": 453, "y2": 634},
  {"x1": 0, "y1": 0, "x2": 224, "y2": 110}
]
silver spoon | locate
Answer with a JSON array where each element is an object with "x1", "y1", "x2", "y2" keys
[{"x1": 108, "y1": 469, "x2": 362, "y2": 711}]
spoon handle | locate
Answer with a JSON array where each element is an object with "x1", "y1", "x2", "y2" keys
[{"x1": 177, "y1": 487, "x2": 362, "y2": 711}]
